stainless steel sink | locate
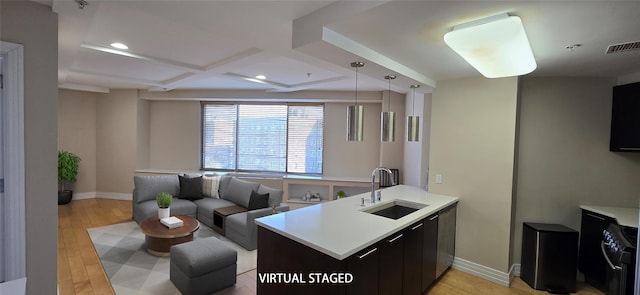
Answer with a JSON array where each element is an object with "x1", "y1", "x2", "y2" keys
[{"x1": 361, "y1": 200, "x2": 428, "y2": 220}]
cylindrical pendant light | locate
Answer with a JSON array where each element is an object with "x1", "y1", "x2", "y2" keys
[
  {"x1": 408, "y1": 84, "x2": 420, "y2": 142},
  {"x1": 381, "y1": 75, "x2": 397, "y2": 142},
  {"x1": 347, "y1": 61, "x2": 365, "y2": 141}
]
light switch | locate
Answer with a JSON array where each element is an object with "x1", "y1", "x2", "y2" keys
[{"x1": 435, "y1": 174, "x2": 443, "y2": 184}]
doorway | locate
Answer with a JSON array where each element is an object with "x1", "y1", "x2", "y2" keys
[{"x1": 0, "y1": 40, "x2": 26, "y2": 290}]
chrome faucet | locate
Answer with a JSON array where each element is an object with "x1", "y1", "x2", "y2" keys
[{"x1": 371, "y1": 167, "x2": 395, "y2": 204}]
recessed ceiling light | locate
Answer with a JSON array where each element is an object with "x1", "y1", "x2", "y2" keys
[
  {"x1": 565, "y1": 44, "x2": 582, "y2": 51},
  {"x1": 255, "y1": 75, "x2": 266, "y2": 80},
  {"x1": 110, "y1": 42, "x2": 128, "y2": 50}
]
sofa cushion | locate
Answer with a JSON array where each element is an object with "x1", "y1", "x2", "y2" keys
[
  {"x1": 217, "y1": 175, "x2": 233, "y2": 196},
  {"x1": 170, "y1": 198, "x2": 198, "y2": 217},
  {"x1": 247, "y1": 190, "x2": 270, "y2": 210},
  {"x1": 220, "y1": 177, "x2": 259, "y2": 208},
  {"x1": 202, "y1": 175, "x2": 221, "y2": 198},
  {"x1": 178, "y1": 175, "x2": 204, "y2": 201},
  {"x1": 257, "y1": 184, "x2": 284, "y2": 208},
  {"x1": 134, "y1": 175, "x2": 180, "y2": 204},
  {"x1": 171, "y1": 237, "x2": 237, "y2": 277}
]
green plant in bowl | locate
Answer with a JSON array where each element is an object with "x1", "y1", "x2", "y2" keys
[
  {"x1": 336, "y1": 190, "x2": 347, "y2": 199},
  {"x1": 156, "y1": 192, "x2": 173, "y2": 208},
  {"x1": 58, "y1": 150, "x2": 81, "y2": 204},
  {"x1": 58, "y1": 150, "x2": 81, "y2": 192}
]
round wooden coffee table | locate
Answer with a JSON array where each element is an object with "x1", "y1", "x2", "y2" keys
[{"x1": 139, "y1": 215, "x2": 200, "y2": 256}]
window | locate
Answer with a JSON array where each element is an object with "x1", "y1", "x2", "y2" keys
[{"x1": 202, "y1": 103, "x2": 323, "y2": 174}]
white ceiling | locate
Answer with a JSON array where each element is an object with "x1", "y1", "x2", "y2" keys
[{"x1": 53, "y1": 0, "x2": 640, "y2": 94}]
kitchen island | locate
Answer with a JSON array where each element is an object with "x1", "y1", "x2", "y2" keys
[{"x1": 255, "y1": 184, "x2": 459, "y2": 295}]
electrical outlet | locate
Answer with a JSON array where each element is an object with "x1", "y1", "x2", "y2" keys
[{"x1": 435, "y1": 174, "x2": 443, "y2": 184}]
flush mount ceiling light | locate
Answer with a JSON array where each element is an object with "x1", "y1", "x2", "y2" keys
[
  {"x1": 347, "y1": 61, "x2": 365, "y2": 142},
  {"x1": 381, "y1": 75, "x2": 397, "y2": 142},
  {"x1": 444, "y1": 13, "x2": 536, "y2": 78},
  {"x1": 110, "y1": 42, "x2": 128, "y2": 50}
]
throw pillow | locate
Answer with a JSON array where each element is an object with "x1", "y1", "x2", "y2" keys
[
  {"x1": 178, "y1": 175, "x2": 204, "y2": 201},
  {"x1": 202, "y1": 175, "x2": 220, "y2": 198},
  {"x1": 221, "y1": 177, "x2": 260, "y2": 208},
  {"x1": 257, "y1": 185, "x2": 283, "y2": 209},
  {"x1": 247, "y1": 190, "x2": 270, "y2": 210}
]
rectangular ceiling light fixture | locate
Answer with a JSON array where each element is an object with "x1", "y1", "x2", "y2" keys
[{"x1": 444, "y1": 13, "x2": 536, "y2": 78}]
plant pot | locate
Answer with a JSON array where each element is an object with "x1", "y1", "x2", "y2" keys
[
  {"x1": 58, "y1": 190, "x2": 73, "y2": 205},
  {"x1": 158, "y1": 207, "x2": 170, "y2": 219}
]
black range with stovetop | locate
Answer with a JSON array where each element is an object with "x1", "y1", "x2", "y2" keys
[
  {"x1": 602, "y1": 223, "x2": 637, "y2": 295},
  {"x1": 579, "y1": 205, "x2": 638, "y2": 295}
]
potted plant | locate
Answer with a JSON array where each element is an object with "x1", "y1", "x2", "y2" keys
[
  {"x1": 336, "y1": 190, "x2": 347, "y2": 199},
  {"x1": 157, "y1": 192, "x2": 173, "y2": 219},
  {"x1": 58, "y1": 150, "x2": 81, "y2": 205}
]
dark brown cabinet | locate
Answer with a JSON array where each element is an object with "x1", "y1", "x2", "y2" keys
[
  {"x1": 610, "y1": 81, "x2": 640, "y2": 152},
  {"x1": 257, "y1": 203, "x2": 458, "y2": 295},
  {"x1": 421, "y1": 213, "x2": 439, "y2": 292},
  {"x1": 378, "y1": 232, "x2": 404, "y2": 295},
  {"x1": 403, "y1": 221, "x2": 424, "y2": 295},
  {"x1": 578, "y1": 209, "x2": 615, "y2": 291},
  {"x1": 346, "y1": 245, "x2": 380, "y2": 295}
]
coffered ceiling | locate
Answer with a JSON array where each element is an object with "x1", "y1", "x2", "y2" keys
[{"x1": 52, "y1": 0, "x2": 640, "y2": 94}]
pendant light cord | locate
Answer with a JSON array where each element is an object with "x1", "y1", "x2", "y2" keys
[
  {"x1": 410, "y1": 84, "x2": 420, "y2": 116},
  {"x1": 412, "y1": 86, "x2": 416, "y2": 116},
  {"x1": 351, "y1": 61, "x2": 364, "y2": 107},
  {"x1": 387, "y1": 78, "x2": 391, "y2": 112},
  {"x1": 355, "y1": 66, "x2": 359, "y2": 106}
]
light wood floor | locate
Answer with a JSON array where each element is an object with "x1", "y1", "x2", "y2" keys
[{"x1": 58, "y1": 198, "x2": 603, "y2": 295}]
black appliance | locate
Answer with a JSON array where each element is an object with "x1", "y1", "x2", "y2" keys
[
  {"x1": 602, "y1": 223, "x2": 637, "y2": 295},
  {"x1": 521, "y1": 223, "x2": 579, "y2": 293},
  {"x1": 610, "y1": 81, "x2": 640, "y2": 152}
]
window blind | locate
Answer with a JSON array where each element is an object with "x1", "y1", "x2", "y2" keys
[
  {"x1": 202, "y1": 104, "x2": 236, "y2": 170},
  {"x1": 201, "y1": 103, "x2": 323, "y2": 174},
  {"x1": 287, "y1": 105, "x2": 323, "y2": 174}
]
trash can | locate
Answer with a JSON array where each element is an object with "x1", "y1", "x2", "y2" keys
[{"x1": 521, "y1": 222, "x2": 579, "y2": 293}]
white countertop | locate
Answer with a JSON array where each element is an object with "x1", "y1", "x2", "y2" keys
[
  {"x1": 255, "y1": 185, "x2": 459, "y2": 260},
  {"x1": 580, "y1": 205, "x2": 639, "y2": 228}
]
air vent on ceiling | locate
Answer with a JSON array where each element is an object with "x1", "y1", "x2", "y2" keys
[{"x1": 605, "y1": 41, "x2": 640, "y2": 54}]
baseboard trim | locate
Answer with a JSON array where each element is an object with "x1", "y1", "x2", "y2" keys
[
  {"x1": 71, "y1": 192, "x2": 132, "y2": 201},
  {"x1": 97, "y1": 192, "x2": 132, "y2": 200},
  {"x1": 452, "y1": 257, "x2": 513, "y2": 287},
  {"x1": 511, "y1": 263, "x2": 521, "y2": 277},
  {"x1": 73, "y1": 192, "x2": 96, "y2": 200}
]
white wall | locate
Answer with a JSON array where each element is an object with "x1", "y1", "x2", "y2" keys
[
  {"x1": 511, "y1": 77, "x2": 640, "y2": 264},
  {"x1": 58, "y1": 89, "x2": 98, "y2": 194},
  {"x1": 1, "y1": 1, "x2": 59, "y2": 293},
  {"x1": 429, "y1": 77, "x2": 519, "y2": 273},
  {"x1": 403, "y1": 91, "x2": 431, "y2": 188},
  {"x1": 140, "y1": 89, "x2": 401, "y2": 180},
  {"x1": 96, "y1": 90, "x2": 138, "y2": 194},
  {"x1": 58, "y1": 88, "x2": 411, "y2": 198},
  {"x1": 149, "y1": 101, "x2": 201, "y2": 170},
  {"x1": 136, "y1": 98, "x2": 151, "y2": 169}
]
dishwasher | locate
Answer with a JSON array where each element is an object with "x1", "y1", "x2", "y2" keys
[{"x1": 436, "y1": 204, "x2": 457, "y2": 278}]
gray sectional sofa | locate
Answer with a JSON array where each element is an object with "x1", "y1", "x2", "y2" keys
[{"x1": 132, "y1": 174, "x2": 289, "y2": 250}]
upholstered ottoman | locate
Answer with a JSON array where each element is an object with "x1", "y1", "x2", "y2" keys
[{"x1": 170, "y1": 237, "x2": 237, "y2": 295}]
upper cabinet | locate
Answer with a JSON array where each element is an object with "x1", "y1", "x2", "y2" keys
[{"x1": 610, "y1": 81, "x2": 640, "y2": 152}]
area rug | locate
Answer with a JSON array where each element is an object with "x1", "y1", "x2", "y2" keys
[{"x1": 88, "y1": 221, "x2": 257, "y2": 295}]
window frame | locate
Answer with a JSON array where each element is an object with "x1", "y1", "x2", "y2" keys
[{"x1": 200, "y1": 101, "x2": 324, "y2": 175}]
